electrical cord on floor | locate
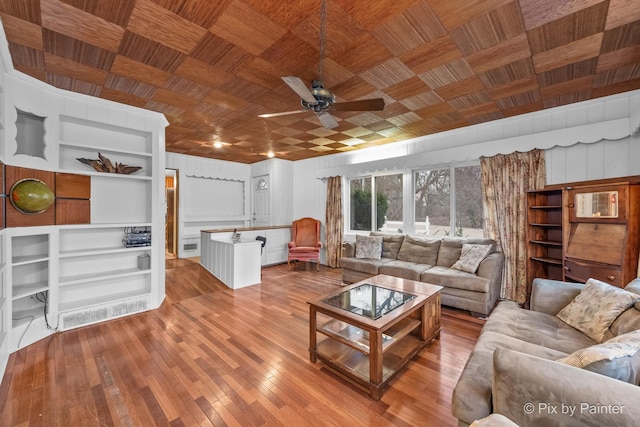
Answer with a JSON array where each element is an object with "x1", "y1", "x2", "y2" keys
[
  {"x1": 36, "y1": 291, "x2": 53, "y2": 330},
  {"x1": 12, "y1": 315, "x2": 34, "y2": 349}
]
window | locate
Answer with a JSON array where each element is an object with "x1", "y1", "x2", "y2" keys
[
  {"x1": 414, "y1": 168, "x2": 450, "y2": 235},
  {"x1": 348, "y1": 164, "x2": 483, "y2": 237},
  {"x1": 414, "y1": 164, "x2": 484, "y2": 237},
  {"x1": 349, "y1": 177, "x2": 372, "y2": 231},
  {"x1": 454, "y1": 165, "x2": 484, "y2": 237},
  {"x1": 349, "y1": 174, "x2": 403, "y2": 232}
]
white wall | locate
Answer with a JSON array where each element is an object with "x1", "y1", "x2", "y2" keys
[
  {"x1": 546, "y1": 135, "x2": 640, "y2": 184},
  {"x1": 166, "y1": 153, "x2": 250, "y2": 258}
]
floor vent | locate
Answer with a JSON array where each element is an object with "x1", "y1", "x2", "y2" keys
[
  {"x1": 59, "y1": 297, "x2": 149, "y2": 331},
  {"x1": 183, "y1": 243, "x2": 197, "y2": 251}
]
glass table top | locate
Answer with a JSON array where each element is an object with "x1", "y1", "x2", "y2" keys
[{"x1": 322, "y1": 283, "x2": 417, "y2": 320}]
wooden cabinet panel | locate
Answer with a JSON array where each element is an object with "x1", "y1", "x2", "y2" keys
[
  {"x1": 564, "y1": 259, "x2": 623, "y2": 287},
  {"x1": 55, "y1": 199, "x2": 90, "y2": 224},
  {"x1": 564, "y1": 178, "x2": 639, "y2": 288},
  {"x1": 565, "y1": 223, "x2": 625, "y2": 266},
  {"x1": 55, "y1": 173, "x2": 90, "y2": 199}
]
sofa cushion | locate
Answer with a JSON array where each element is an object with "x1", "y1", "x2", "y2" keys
[
  {"x1": 420, "y1": 266, "x2": 491, "y2": 293},
  {"x1": 452, "y1": 330, "x2": 568, "y2": 424},
  {"x1": 436, "y1": 239, "x2": 462, "y2": 267},
  {"x1": 339, "y1": 256, "x2": 394, "y2": 275},
  {"x1": 370, "y1": 232, "x2": 404, "y2": 259},
  {"x1": 396, "y1": 235, "x2": 440, "y2": 264},
  {"x1": 557, "y1": 330, "x2": 640, "y2": 385},
  {"x1": 607, "y1": 304, "x2": 640, "y2": 339},
  {"x1": 482, "y1": 301, "x2": 597, "y2": 353},
  {"x1": 557, "y1": 278, "x2": 639, "y2": 343},
  {"x1": 451, "y1": 244, "x2": 492, "y2": 273},
  {"x1": 355, "y1": 235, "x2": 382, "y2": 259},
  {"x1": 378, "y1": 261, "x2": 431, "y2": 281},
  {"x1": 471, "y1": 414, "x2": 519, "y2": 427}
]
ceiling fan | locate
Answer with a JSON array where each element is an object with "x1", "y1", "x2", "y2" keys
[{"x1": 258, "y1": 0, "x2": 384, "y2": 129}]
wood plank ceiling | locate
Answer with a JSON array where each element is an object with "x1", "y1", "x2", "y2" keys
[{"x1": 0, "y1": 0, "x2": 639, "y2": 164}]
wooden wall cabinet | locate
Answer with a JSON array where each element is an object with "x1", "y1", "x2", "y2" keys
[
  {"x1": 527, "y1": 177, "x2": 640, "y2": 300},
  {"x1": 564, "y1": 181, "x2": 640, "y2": 287}
]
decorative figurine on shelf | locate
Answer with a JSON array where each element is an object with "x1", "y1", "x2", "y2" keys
[{"x1": 76, "y1": 152, "x2": 142, "y2": 174}]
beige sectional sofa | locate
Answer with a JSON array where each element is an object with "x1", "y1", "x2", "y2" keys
[
  {"x1": 453, "y1": 277, "x2": 640, "y2": 427},
  {"x1": 341, "y1": 233, "x2": 504, "y2": 316}
]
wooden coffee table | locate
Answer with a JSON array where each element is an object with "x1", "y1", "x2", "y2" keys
[{"x1": 308, "y1": 274, "x2": 442, "y2": 400}]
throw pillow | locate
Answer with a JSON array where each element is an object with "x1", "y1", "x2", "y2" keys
[
  {"x1": 370, "y1": 232, "x2": 404, "y2": 259},
  {"x1": 355, "y1": 235, "x2": 382, "y2": 259},
  {"x1": 450, "y1": 244, "x2": 491, "y2": 273},
  {"x1": 557, "y1": 278, "x2": 639, "y2": 343},
  {"x1": 556, "y1": 330, "x2": 640, "y2": 384}
]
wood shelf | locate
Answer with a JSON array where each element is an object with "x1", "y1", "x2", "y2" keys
[
  {"x1": 12, "y1": 282, "x2": 49, "y2": 300},
  {"x1": 11, "y1": 255, "x2": 49, "y2": 265},
  {"x1": 318, "y1": 317, "x2": 420, "y2": 355},
  {"x1": 316, "y1": 334, "x2": 424, "y2": 384},
  {"x1": 55, "y1": 168, "x2": 152, "y2": 181},
  {"x1": 530, "y1": 256, "x2": 563, "y2": 265},
  {"x1": 59, "y1": 141, "x2": 152, "y2": 158},
  {"x1": 59, "y1": 268, "x2": 151, "y2": 287},
  {"x1": 59, "y1": 246, "x2": 150, "y2": 258},
  {"x1": 530, "y1": 240, "x2": 563, "y2": 246}
]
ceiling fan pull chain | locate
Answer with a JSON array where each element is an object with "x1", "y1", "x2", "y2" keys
[{"x1": 319, "y1": 0, "x2": 326, "y2": 81}]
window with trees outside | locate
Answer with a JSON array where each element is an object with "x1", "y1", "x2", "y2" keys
[
  {"x1": 349, "y1": 174, "x2": 403, "y2": 232},
  {"x1": 414, "y1": 164, "x2": 484, "y2": 238},
  {"x1": 348, "y1": 164, "x2": 483, "y2": 237}
]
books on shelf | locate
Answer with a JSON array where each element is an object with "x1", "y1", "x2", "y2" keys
[{"x1": 123, "y1": 226, "x2": 151, "y2": 247}]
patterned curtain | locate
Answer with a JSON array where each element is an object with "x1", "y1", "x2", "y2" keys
[
  {"x1": 480, "y1": 149, "x2": 546, "y2": 304},
  {"x1": 325, "y1": 176, "x2": 343, "y2": 268}
]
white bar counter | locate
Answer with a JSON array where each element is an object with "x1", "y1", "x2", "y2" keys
[
  {"x1": 200, "y1": 233, "x2": 262, "y2": 289},
  {"x1": 200, "y1": 226, "x2": 291, "y2": 266}
]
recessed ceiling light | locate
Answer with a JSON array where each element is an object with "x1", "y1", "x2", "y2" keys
[
  {"x1": 213, "y1": 141, "x2": 222, "y2": 148},
  {"x1": 267, "y1": 151, "x2": 275, "y2": 158}
]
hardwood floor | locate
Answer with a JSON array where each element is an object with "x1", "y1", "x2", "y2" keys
[{"x1": 0, "y1": 259, "x2": 483, "y2": 426}]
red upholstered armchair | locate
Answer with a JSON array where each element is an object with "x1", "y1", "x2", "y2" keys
[{"x1": 288, "y1": 217, "x2": 322, "y2": 271}]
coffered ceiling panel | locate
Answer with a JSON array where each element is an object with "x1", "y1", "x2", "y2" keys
[{"x1": 0, "y1": 0, "x2": 638, "y2": 163}]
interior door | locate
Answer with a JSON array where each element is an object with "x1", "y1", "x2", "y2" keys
[{"x1": 252, "y1": 175, "x2": 270, "y2": 227}]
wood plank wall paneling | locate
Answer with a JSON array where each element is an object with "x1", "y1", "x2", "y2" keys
[{"x1": 0, "y1": 260, "x2": 483, "y2": 426}]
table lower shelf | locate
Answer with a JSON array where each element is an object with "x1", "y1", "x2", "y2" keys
[{"x1": 314, "y1": 333, "x2": 426, "y2": 389}]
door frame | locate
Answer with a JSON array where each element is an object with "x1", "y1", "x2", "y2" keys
[{"x1": 165, "y1": 168, "x2": 179, "y2": 258}]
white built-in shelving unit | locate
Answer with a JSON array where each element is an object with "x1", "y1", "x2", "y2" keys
[
  {"x1": 8, "y1": 228, "x2": 54, "y2": 350},
  {"x1": 0, "y1": 32, "x2": 9, "y2": 374},
  {"x1": 0, "y1": 20, "x2": 167, "y2": 361}
]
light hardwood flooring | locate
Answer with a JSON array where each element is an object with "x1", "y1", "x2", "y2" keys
[{"x1": 0, "y1": 259, "x2": 483, "y2": 426}]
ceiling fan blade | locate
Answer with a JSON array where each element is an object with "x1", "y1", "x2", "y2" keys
[
  {"x1": 332, "y1": 98, "x2": 385, "y2": 112},
  {"x1": 282, "y1": 76, "x2": 317, "y2": 105},
  {"x1": 317, "y1": 112, "x2": 338, "y2": 129},
  {"x1": 258, "y1": 109, "x2": 307, "y2": 118}
]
